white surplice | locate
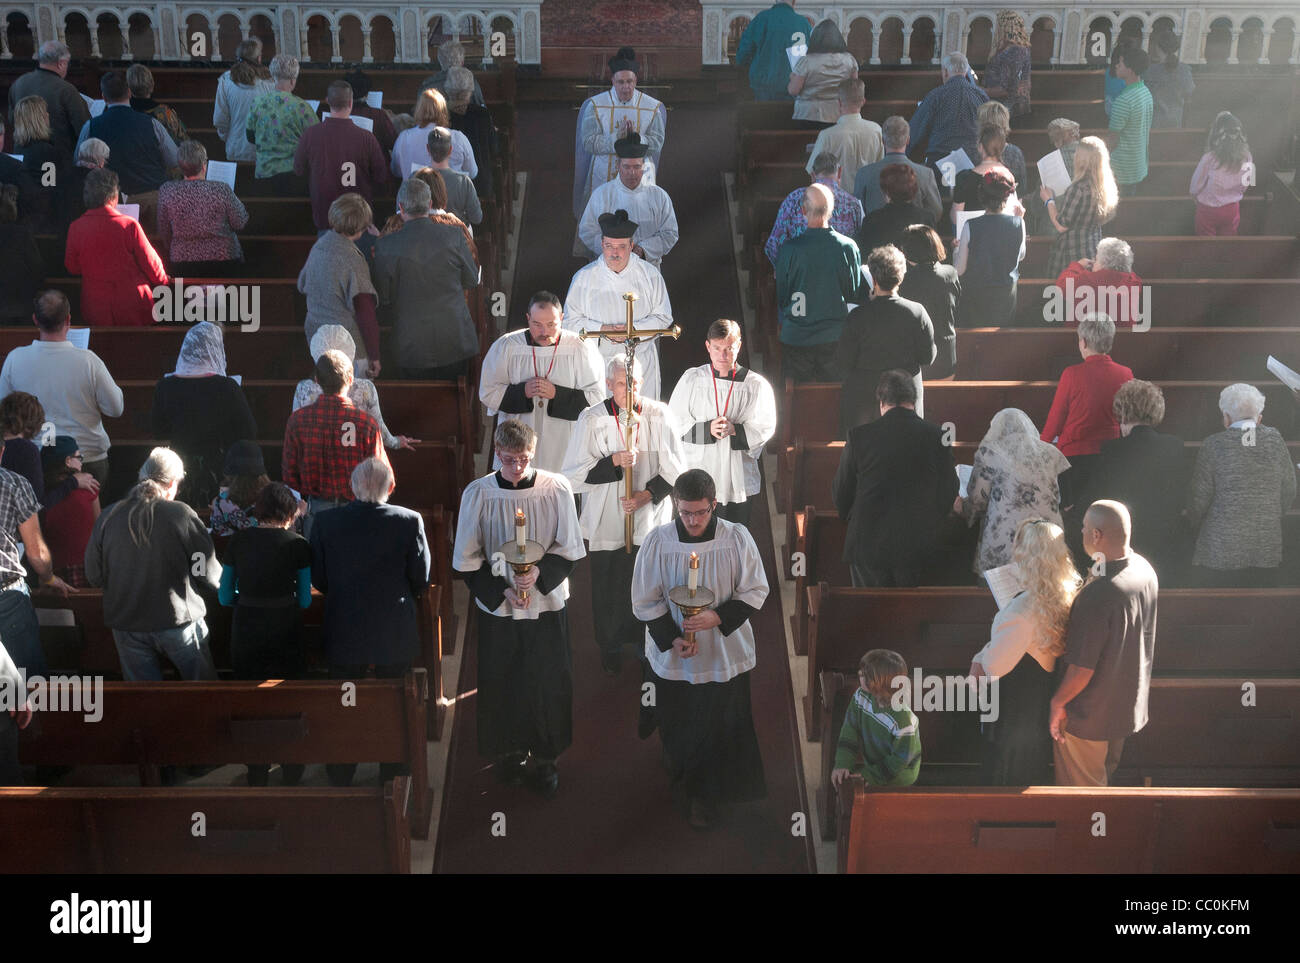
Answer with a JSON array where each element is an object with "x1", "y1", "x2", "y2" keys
[
  {"x1": 576, "y1": 177, "x2": 680, "y2": 267},
  {"x1": 479, "y1": 329, "x2": 605, "y2": 474},
  {"x1": 631, "y1": 518, "x2": 770, "y2": 684},
  {"x1": 561, "y1": 397, "x2": 685, "y2": 552},
  {"x1": 563, "y1": 255, "x2": 674, "y2": 401},
  {"x1": 667, "y1": 364, "x2": 778, "y2": 506},
  {"x1": 574, "y1": 87, "x2": 666, "y2": 219}
]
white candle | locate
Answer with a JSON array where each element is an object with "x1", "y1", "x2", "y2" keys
[
  {"x1": 515, "y1": 509, "x2": 526, "y2": 552},
  {"x1": 688, "y1": 552, "x2": 699, "y2": 593}
]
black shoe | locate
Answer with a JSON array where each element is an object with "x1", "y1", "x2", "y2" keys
[
  {"x1": 601, "y1": 650, "x2": 622, "y2": 675},
  {"x1": 532, "y1": 762, "x2": 559, "y2": 800},
  {"x1": 495, "y1": 752, "x2": 527, "y2": 785}
]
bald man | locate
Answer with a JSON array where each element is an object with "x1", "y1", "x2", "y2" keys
[
  {"x1": 774, "y1": 183, "x2": 864, "y2": 384},
  {"x1": 1049, "y1": 500, "x2": 1158, "y2": 786}
]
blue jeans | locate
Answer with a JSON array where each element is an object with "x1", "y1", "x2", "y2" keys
[
  {"x1": 0, "y1": 583, "x2": 46, "y2": 676},
  {"x1": 111, "y1": 619, "x2": 217, "y2": 681}
]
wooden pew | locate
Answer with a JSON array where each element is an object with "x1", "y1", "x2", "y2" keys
[
  {"x1": 822, "y1": 676, "x2": 1300, "y2": 842},
  {"x1": 0, "y1": 779, "x2": 412, "y2": 873},
  {"x1": 19, "y1": 672, "x2": 435, "y2": 838},
  {"x1": 778, "y1": 379, "x2": 1300, "y2": 447},
  {"x1": 836, "y1": 783, "x2": 1300, "y2": 873},
  {"x1": 139, "y1": 66, "x2": 516, "y2": 107},
  {"x1": 805, "y1": 585, "x2": 1300, "y2": 739}
]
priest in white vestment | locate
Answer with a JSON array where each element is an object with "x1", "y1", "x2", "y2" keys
[
  {"x1": 576, "y1": 131, "x2": 679, "y2": 266},
  {"x1": 573, "y1": 46, "x2": 666, "y2": 220},
  {"x1": 564, "y1": 209, "x2": 675, "y2": 401},
  {"x1": 479, "y1": 291, "x2": 605, "y2": 474},
  {"x1": 561, "y1": 355, "x2": 685, "y2": 674},
  {"x1": 452, "y1": 420, "x2": 586, "y2": 798},
  {"x1": 632, "y1": 468, "x2": 770, "y2": 829},
  {"x1": 668, "y1": 319, "x2": 777, "y2": 528}
]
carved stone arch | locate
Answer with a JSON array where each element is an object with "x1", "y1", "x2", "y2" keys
[
  {"x1": 1027, "y1": 11, "x2": 1058, "y2": 64},
  {"x1": 844, "y1": 16, "x2": 873, "y2": 65},
  {"x1": 484, "y1": 11, "x2": 520, "y2": 60},
  {"x1": 213, "y1": 11, "x2": 247, "y2": 60},
  {"x1": 878, "y1": 15, "x2": 905, "y2": 65},
  {"x1": 723, "y1": 13, "x2": 753, "y2": 63},
  {"x1": 181, "y1": 11, "x2": 214, "y2": 61},
  {"x1": 62, "y1": 8, "x2": 94, "y2": 59},
  {"x1": 5, "y1": 10, "x2": 36, "y2": 60},
  {"x1": 124, "y1": 9, "x2": 156, "y2": 59},
  {"x1": 1204, "y1": 15, "x2": 1233, "y2": 65},
  {"x1": 1266, "y1": 16, "x2": 1295, "y2": 64},
  {"x1": 966, "y1": 11, "x2": 994, "y2": 64},
  {"x1": 1237, "y1": 15, "x2": 1265, "y2": 63},
  {"x1": 303, "y1": 11, "x2": 336, "y2": 63},
  {"x1": 909, "y1": 15, "x2": 938, "y2": 65},
  {"x1": 1082, "y1": 14, "x2": 1115, "y2": 64},
  {"x1": 370, "y1": 13, "x2": 397, "y2": 63},
  {"x1": 337, "y1": 11, "x2": 364, "y2": 61}
]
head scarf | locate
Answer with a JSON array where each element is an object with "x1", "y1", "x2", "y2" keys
[
  {"x1": 978, "y1": 408, "x2": 1069, "y2": 476},
  {"x1": 997, "y1": 10, "x2": 1031, "y2": 48},
  {"x1": 173, "y1": 322, "x2": 227, "y2": 377},
  {"x1": 309, "y1": 324, "x2": 357, "y2": 363}
]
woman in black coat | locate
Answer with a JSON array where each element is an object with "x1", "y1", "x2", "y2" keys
[
  {"x1": 898, "y1": 224, "x2": 960, "y2": 380},
  {"x1": 855, "y1": 163, "x2": 935, "y2": 255}
]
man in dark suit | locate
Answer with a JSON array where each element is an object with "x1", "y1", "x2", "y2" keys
[
  {"x1": 832, "y1": 370, "x2": 958, "y2": 586},
  {"x1": 7, "y1": 41, "x2": 90, "y2": 157},
  {"x1": 310, "y1": 456, "x2": 431, "y2": 786}
]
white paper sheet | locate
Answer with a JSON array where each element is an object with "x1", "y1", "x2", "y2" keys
[
  {"x1": 67, "y1": 327, "x2": 90, "y2": 350},
  {"x1": 786, "y1": 43, "x2": 807, "y2": 71},
  {"x1": 365, "y1": 90, "x2": 383, "y2": 109},
  {"x1": 80, "y1": 93, "x2": 93, "y2": 108},
  {"x1": 205, "y1": 159, "x2": 237, "y2": 189},
  {"x1": 4, "y1": 154, "x2": 21, "y2": 162},
  {"x1": 117, "y1": 203, "x2": 140, "y2": 222},
  {"x1": 306, "y1": 99, "x2": 320, "y2": 113},
  {"x1": 1036, "y1": 148, "x2": 1072, "y2": 196},
  {"x1": 983, "y1": 562, "x2": 1023, "y2": 610},
  {"x1": 350, "y1": 115, "x2": 374, "y2": 133},
  {"x1": 1267, "y1": 355, "x2": 1300, "y2": 392},
  {"x1": 89, "y1": 99, "x2": 106, "y2": 118},
  {"x1": 956, "y1": 464, "x2": 972, "y2": 499},
  {"x1": 940, "y1": 147, "x2": 975, "y2": 176},
  {"x1": 954, "y1": 208, "x2": 983, "y2": 238}
]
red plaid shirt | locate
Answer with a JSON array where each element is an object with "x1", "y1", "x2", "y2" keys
[{"x1": 282, "y1": 394, "x2": 388, "y2": 500}]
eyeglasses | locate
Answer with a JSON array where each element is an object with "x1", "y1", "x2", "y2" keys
[
  {"x1": 678, "y1": 505, "x2": 714, "y2": 522},
  {"x1": 499, "y1": 453, "x2": 532, "y2": 468}
]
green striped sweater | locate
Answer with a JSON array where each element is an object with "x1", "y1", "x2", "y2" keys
[{"x1": 834, "y1": 687, "x2": 922, "y2": 786}]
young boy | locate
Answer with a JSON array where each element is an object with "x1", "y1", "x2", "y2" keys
[{"x1": 830, "y1": 648, "x2": 922, "y2": 788}]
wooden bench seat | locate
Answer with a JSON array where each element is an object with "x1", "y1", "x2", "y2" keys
[
  {"x1": 19, "y1": 672, "x2": 434, "y2": 838},
  {"x1": 0, "y1": 779, "x2": 412, "y2": 873},
  {"x1": 836, "y1": 782, "x2": 1300, "y2": 873},
  {"x1": 139, "y1": 65, "x2": 516, "y2": 104}
]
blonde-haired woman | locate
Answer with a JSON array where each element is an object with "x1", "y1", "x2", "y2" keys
[
  {"x1": 983, "y1": 10, "x2": 1033, "y2": 119},
  {"x1": 970, "y1": 518, "x2": 1081, "y2": 784},
  {"x1": 390, "y1": 86, "x2": 477, "y2": 180},
  {"x1": 1039, "y1": 135, "x2": 1118, "y2": 277},
  {"x1": 14, "y1": 95, "x2": 68, "y2": 230}
]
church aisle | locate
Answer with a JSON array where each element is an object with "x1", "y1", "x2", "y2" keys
[{"x1": 435, "y1": 102, "x2": 813, "y2": 872}]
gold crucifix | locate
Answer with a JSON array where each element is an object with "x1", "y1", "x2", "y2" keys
[{"x1": 579, "y1": 292, "x2": 681, "y2": 552}]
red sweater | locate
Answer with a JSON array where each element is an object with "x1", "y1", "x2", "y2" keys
[
  {"x1": 1040, "y1": 353, "x2": 1134, "y2": 457},
  {"x1": 1055, "y1": 263, "x2": 1144, "y2": 328},
  {"x1": 65, "y1": 206, "x2": 169, "y2": 326},
  {"x1": 43, "y1": 486, "x2": 98, "y2": 574},
  {"x1": 293, "y1": 116, "x2": 389, "y2": 230}
]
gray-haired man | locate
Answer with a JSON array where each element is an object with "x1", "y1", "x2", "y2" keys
[
  {"x1": 853, "y1": 115, "x2": 943, "y2": 221},
  {"x1": 7, "y1": 41, "x2": 90, "y2": 156}
]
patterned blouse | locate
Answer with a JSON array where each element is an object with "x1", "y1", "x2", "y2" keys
[
  {"x1": 209, "y1": 488, "x2": 257, "y2": 536},
  {"x1": 246, "y1": 89, "x2": 320, "y2": 178},
  {"x1": 962, "y1": 442, "x2": 1070, "y2": 574},
  {"x1": 984, "y1": 44, "x2": 1032, "y2": 118},
  {"x1": 1047, "y1": 180, "x2": 1113, "y2": 278},
  {"x1": 156, "y1": 179, "x2": 249, "y2": 263}
]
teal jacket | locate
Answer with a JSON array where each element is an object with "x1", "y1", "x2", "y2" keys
[
  {"x1": 775, "y1": 227, "x2": 862, "y2": 345},
  {"x1": 736, "y1": 4, "x2": 810, "y2": 95}
]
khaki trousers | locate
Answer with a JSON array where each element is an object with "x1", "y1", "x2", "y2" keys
[{"x1": 1053, "y1": 731, "x2": 1127, "y2": 786}]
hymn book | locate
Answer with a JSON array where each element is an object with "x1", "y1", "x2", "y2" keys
[{"x1": 983, "y1": 563, "x2": 1023, "y2": 610}]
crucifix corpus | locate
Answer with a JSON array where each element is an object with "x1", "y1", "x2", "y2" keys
[{"x1": 579, "y1": 291, "x2": 681, "y2": 552}]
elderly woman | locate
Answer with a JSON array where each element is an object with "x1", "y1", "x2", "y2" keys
[
  {"x1": 293, "y1": 324, "x2": 416, "y2": 451},
  {"x1": 0, "y1": 185, "x2": 43, "y2": 323},
  {"x1": 788, "y1": 20, "x2": 859, "y2": 128},
  {"x1": 13, "y1": 95, "x2": 69, "y2": 231},
  {"x1": 855, "y1": 164, "x2": 935, "y2": 253},
  {"x1": 1040, "y1": 136, "x2": 1119, "y2": 278},
  {"x1": 390, "y1": 87, "x2": 476, "y2": 181},
  {"x1": 63, "y1": 136, "x2": 109, "y2": 225},
  {"x1": 246, "y1": 54, "x2": 318, "y2": 191},
  {"x1": 214, "y1": 38, "x2": 273, "y2": 164},
  {"x1": 1056, "y1": 237, "x2": 1143, "y2": 328},
  {"x1": 1186, "y1": 384, "x2": 1298, "y2": 586},
  {"x1": 446, "y1": 65, "x2": 497, "y2": 198},
  {"x1": 960, "y1": 408, "x2": 1071, "y2": 573},
  {"x1": 156, "y1": 139, "x2": 249, "y2": 275},
  {"x1": 421, "y1": 40, "x2": 486, "y2": 107},
  {"x1": 1040, "y1": 312, "x2": 1134, "y2": 510},
  {"x1": 1091, "y1": 379, "x2": 1186, "y2": 581},
  {"x1": 126, "y1": 64, "x2": 187, "y2": 146},
  {"x1": 954, "y1": 170, "x2": 1025, "y2": 328},
  {"x1": 65, "y1": 168, "x2": 169, "y2": 326},
  {"x1": 298, "y1": 193, "x2": 380, "y2": 377},
  {"x1": 899, "y1": 225, "x2": 960, "y2": 380},
  {"x1": 970, "y1": 518, "x2": 1080, "y2": 784},
  {"x1": 310, "y1": 456, "x2": 430, "y2": 786},
  {"x1": 978, "y1": 100, "x2": 1026, "y2": 191},
  {"x1": 838, "y1": 244, "x2": 936, "y2": 432},
  {"x1": 151, "y1": 322, "x2": 258, "y2": 507},
  {"x1": 982, "y1": 10, "x2": 1033, "y2": 118},
  {"x1": 1047, "y1": 118, "x2": 1082, "y2": 174},
  {"x1": 85, "y1": 447, "x2": 223, "y2": 681}
]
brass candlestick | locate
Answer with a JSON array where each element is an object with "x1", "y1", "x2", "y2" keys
[
  {"x1": 498, "y1": 538, "x2": 545, "y2": 606},
  {"x1": 668, "y1": 584, "x2": 716, "y2": 647}
]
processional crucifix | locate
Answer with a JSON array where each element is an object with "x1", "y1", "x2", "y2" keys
[{"x1": 580, "y1": 292, "x2": 680, "y2": 553}]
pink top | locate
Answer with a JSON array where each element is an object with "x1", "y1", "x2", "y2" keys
[{"x1": 1189, "y1": 151, "x2": 1252, "y2": 209}]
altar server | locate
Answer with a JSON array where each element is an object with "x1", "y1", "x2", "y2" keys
[{"x1": 577, "y1": 131, "x2": 679, "y2": 266}]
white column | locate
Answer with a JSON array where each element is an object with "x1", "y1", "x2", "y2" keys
[
  {"x1": 119, "y1": 26, "x2": 131, "y2": 59},
  {"x1": 1291, "y1": 30, "x2": 1300, "y2": 64},
  {"x1": 870, "y1": 25, "x2": 880, "y2": 65},
  {"x1": 1257, "y1": 28, "x2": 1272, "y2": 64},
  {"x1": 1052, "y1": 22, "x2": 1061, "y2": 64},
  {"x1": 363, "y1": 27, "x2": 373, "y2": 62},
  {"x1": 90, "y1": 23, "x2": 102, "y2": 58},
  {"x1": 1227, "y1": 26, "x2": 1242, "y2": 64},
  {"x1": 900, "y1": 24, "x2": 913, "y2": 65},
  {"x1": 300, "y1": 24, "x2": 310, "y2": 61},
  {"x1": 331, "y1": 20, "x2": 341, "y2": 62}
]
